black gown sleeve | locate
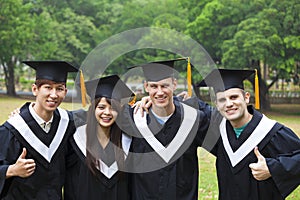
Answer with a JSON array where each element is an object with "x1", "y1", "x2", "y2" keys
[
  {"x1": 0, "y1": 124, "x2": 22, "y2": 196},
  {"x1": 265, "y1": 125, "x2": 300, "y2": 198},
  {"x1": 64, "y1": 136, "x2": 82, "y2": 200},
  {"x1": 194, "y1": 98, "x2": 222, "y2": 154},
  {"x1": 72, "y1": 109, "x2": 87, "y2": 128}
]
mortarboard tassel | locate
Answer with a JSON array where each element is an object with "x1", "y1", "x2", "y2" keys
[
  {"x1": 80, "y1": 70, "x2": 87, "y2": 107},
  {"x1": 187, "y1": 57, "x2": 192, "y2": 97},
  {"x1": 254, "y1": 69, "x2": 260, "y2": 110},
  {"x1": 128, "y1": 94, "x2": 136, "y2": 106}
]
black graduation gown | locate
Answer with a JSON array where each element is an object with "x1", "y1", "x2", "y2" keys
[
  {"x1": 122, "y1": 100, "x2": 209, "y2": 200},
  {"x1": 209, "y1": 106, "x2": 300, "y2": 200},
  {"x1": 64, "y1": 124, "x2": 131, "y2": 200},
  {"x1": 0, "y1": 102, "x2": 75, "y2": 200}
]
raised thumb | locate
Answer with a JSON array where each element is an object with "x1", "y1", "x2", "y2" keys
[
  {"x1": 254, "y1": 146, "x2": 264, "y2": 161},
  {"x1": 19, "y1": 148, "x2": 27, "y2": 159}
]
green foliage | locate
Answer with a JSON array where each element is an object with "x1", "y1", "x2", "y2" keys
[
  {"x1": 1, "y1": 0, "x2": 300, "y2": 109},
  {"x1": 113, "y1": 0, "x2": 188, "y2": 33},
  {"x1": 0, "y1": 0, "x2": 34, "y2": 60},
  {"x1": 187, "y1": 0, "x2": 300, "y2": 80}
]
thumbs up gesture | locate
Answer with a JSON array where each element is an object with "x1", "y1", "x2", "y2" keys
[
  {"x1": 6, "y1": 148, "x2": 36, "y2": 178},
  {"x1": 249, "y1": 147, "x2": 271, "y2": 181}
]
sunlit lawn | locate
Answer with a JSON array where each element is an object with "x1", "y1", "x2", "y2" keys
[{"x1": 0, "y1": 95, "x2": 299, "y2": 199}]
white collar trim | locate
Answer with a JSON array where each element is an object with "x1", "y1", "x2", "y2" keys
[
  {"x1": 134, "y1": 103, "x2": 197, "y2": 163},
  {"x1": 220, "y1": 114, "x2": 276, "y2": 167},
  {"x1": 8, "y1": 107, "x2": 69, "y2": 162},
  {"x1": 73, "y1": 125, "x2": 132, "y2": 178}
]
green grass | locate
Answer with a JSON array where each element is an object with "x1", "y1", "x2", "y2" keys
[
  {"x1": 0, "y1": 95, "x2": 299, "y2": 199},
  {"x1": 0, "y1": 95, "x2": 80, "y2": 123},
  {"x1": 198, "y1": 149, "x2": 218, "y2": 199}
]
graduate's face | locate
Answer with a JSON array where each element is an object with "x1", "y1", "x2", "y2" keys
[
  {"x1": 215, "y1": 88, "x2": 250, "y2": 123},
  {"x1": 144, "y1": 77, "x2": 177, "y2": 110},
  {"x1": 94, "y1": 97, "x2": 118, "y2": 128},
  {"x1": 32, "y1": 82, "x2": 67, "y2": 113}
]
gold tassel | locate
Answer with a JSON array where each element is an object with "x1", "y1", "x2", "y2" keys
[
  {"x1": 128, "y1": 94, "x2": 136, "y2": 106},
  {"x1": 254, "y1": 69, "x2": 260, "y2": 110},
  {"x1": 187, "y1": 57, "x2": 192, "y2": 97},
  {"x1": 80, "y1": 70, "x2": 87, "y2": 107}
]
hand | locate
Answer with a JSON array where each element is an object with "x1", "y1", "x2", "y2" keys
[
  {"x1": 133, "y1": 96, "x2": 152, "y2": 117},
  {"x1": 249, "y1": 147, "x2": 271, "y2": 181},
  {"x1": 6, "y1": 148, "x2": 36, "y2": 178},
  {"x1": 176, "y1": 91, "x2": 190, "y2": 101},
  {"x1": 9, "y1": 108, "x2": 21, "y2": 118}
]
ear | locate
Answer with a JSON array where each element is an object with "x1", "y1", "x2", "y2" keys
[
  {"x1": 214, "y1": 100, "x2": 220, "y2": 111},
  {"x1": 32, "y1": 84, "x2": 38, "y2": 96},
  {"x1": 144, "y1": 81, "x2": 149, "y2": 93},
  {"x1": 244, "y1": 91, "x2": 250, "y2": 103},
  {"x1": 172, "y1": 79, "x2": 177, "y2": 90},
  {"x1": 63, "y1": 88, "x2": 68, "y2": 99}
]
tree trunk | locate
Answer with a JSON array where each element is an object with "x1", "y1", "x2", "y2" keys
[
  {"x1": 257, "y1": 77, "x2": 271, "y2": 111},
  {"x1": 263, "y1": 63, "x2": 267, "y2": 80},
  {"x1": 5, "y1": 60, "x2": 17, "y2": 96}
]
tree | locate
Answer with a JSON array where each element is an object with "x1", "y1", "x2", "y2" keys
[
  {"x1": 29, "y1": 0, "x2": 98, "y2": 65},
  {"x1": 0, "y1": 0, "x2": 35, "y2": 96},
  {"x1": 2, "y1": 0, "x2": 299, "y2": 101},
  {"x1": 187, "y1": 0, "x2": 247, "y2": 63},
  {"x1": 269, "y1": 0, "x2": 300, "y2": 78},
  {"x1": 101, "y1": 0, "x2": 190, "y2": 76},
  {"x1": 0, "y1": 0, "x2": 99, "y2": 96},
  {"x1": 187, "y1": 0, "x2": 300, "y2": 110}
]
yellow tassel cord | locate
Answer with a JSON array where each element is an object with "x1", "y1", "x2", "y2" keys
[
  {"x1": 187, "y1": 57, "x2": 192, "y2": 97},
  {"x1": 128, "y1": 95, "x2": 136, "y2": 106},
  {"x1": 80, "y1": 70, "x2": 87, "y2": 107},
  {"x1": 254, "y1": 69, "x2": 260, "y2": 110}
]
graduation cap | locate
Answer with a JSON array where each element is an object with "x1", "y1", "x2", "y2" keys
[
  {"x1": 140, "y1": 57, "x2": 188, "y2": 82},
  {"x1": 22, "y1": 60, "x2": 78, "y2": 83},
  {"x1": 197, "y1": 69, "x2": 260, "y2": 109},
  {"x1": 128, "y1": 57, "x2": 193, "y2": 96},
  {"x1": 84, "y1": 75, "x2": 135, "y2": 103}
]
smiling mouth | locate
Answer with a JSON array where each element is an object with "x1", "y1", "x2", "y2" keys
[
  {"x1": 46, "y1": 100, "x2": 57, "y2": 106},
  {"x1": 226, "y1": 108, "x2": 237, "y2": 114},
  {"x1": 101, "y1": 117, "x2": 112, "y2": 122},
  {"x1": 155, "y1": 96, "x2": 167, "y2": 101}
]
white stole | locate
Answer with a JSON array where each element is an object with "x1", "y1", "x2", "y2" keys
[
  {"x1": 8, "y1": 108, "x2": 69, "y2": 163},
  {"x1": 73, "y1": 125, "x2": 132, "y2": 178},
  {"x1": 220, "y1": 114, "x2": 276, "y2": 167},
  {"x1": 134, "y1": 103, "x2": 198, "y2": 163}
]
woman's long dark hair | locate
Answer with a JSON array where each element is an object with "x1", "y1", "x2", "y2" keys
[{"x1": 85, "y1": 97, "x2": 125, "y2": 176}]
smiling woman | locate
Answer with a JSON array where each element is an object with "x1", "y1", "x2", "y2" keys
[{"x1": 64, "y1": 75, "x2": 134, "y2": 200}]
